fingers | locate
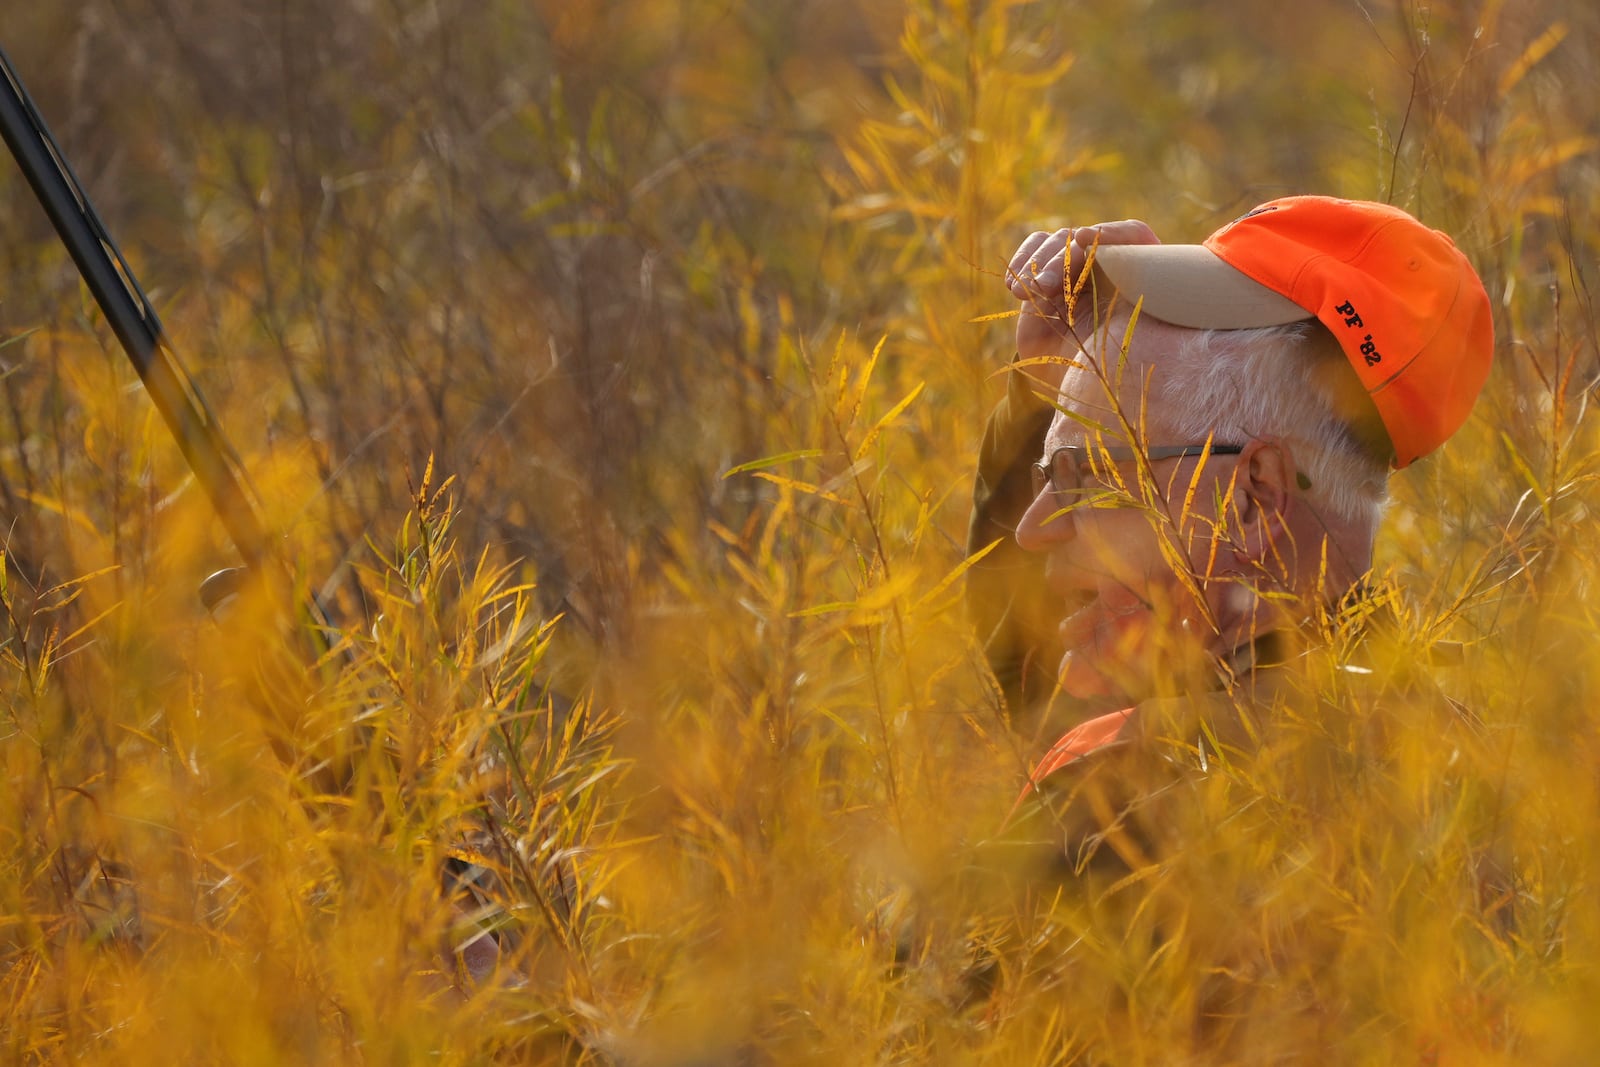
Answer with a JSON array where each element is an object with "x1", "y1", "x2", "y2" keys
[
  {"x1": 1007, "y1": 229, "x2": 1068, "y2": 298},
  {"x1": 1007, "y1": 221, "x2": 1162, "y2": 303},
  {"x1": 1071, "y1": 219, "x2": 1161, "y2": 251}
]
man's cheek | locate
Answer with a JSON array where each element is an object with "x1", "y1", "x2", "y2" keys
[{"x1": 1078, "y1": 520, "x2": 1164, "y2": 583}]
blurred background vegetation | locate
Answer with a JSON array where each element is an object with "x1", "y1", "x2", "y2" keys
[{"x1": 2, "y1": 0, "x2": 1597, "y2": 1061}]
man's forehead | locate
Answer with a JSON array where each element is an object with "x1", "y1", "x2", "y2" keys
[
  {"x1": 1043, "y1": 363, "x2": 1113, "y2": 449},
  {"x1": 1042, "y1": 320, "x2": 1189, "y2": 451}
]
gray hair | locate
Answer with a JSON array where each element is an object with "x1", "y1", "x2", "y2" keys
[{"x1": 1154, "y1": 322, "x2": 1390, "y2": 528}]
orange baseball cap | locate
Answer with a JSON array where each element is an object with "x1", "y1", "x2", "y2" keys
[{"x1": 1092, "y1": 196, "x2": 1494, "y2": 468}]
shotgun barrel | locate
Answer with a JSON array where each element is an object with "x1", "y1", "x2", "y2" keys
[{"x1": 0, "y1": 43, "x2": 271, "y2": 572}]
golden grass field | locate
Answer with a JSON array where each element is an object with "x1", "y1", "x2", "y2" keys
[{"x1": 2, "y1": 0, "x2": 1597, "y2": 1062}]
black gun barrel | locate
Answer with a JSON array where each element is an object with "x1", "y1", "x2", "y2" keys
[{"x1": 0, "y1": 44, "x2": 270, "y2": 571}]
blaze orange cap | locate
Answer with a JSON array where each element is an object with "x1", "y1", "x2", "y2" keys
[{"x1": 1092, "y1": 196, "x2": 1494, "y2": 468}]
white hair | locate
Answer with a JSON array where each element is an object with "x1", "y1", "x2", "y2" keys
[{"x1": 1153, "y1": 322, "x2": 1390, "y2": 528}]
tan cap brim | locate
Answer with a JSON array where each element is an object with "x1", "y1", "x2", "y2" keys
[{"x1": 1093, "y1": 243, "x2": 1313, "y2": 329}]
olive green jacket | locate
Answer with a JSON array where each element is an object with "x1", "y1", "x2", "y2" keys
[{"x1": 965, "y1": 358, "x2": 1059, "y2": 724}]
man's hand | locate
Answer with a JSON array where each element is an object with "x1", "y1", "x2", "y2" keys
[{"x1": 1007, "y1": 220, "x2": 1160, "y2": 391}]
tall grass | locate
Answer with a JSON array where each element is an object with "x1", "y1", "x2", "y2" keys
[{"x1": 2, "y1": 0, "x2": 1598, "y2": 1061}]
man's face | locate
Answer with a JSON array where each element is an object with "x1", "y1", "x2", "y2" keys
[{"x1": 1014, "y1": 313, "x2": 1243, "y2": 703}]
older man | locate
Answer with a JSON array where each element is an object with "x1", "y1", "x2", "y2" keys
[{"x1": 967, "y1": 197, "x2": 1493, "y2": 843}]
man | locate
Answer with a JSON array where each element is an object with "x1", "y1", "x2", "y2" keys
[{"x1": 967, "y1": 197, "x2": 1493, "y2": 858}]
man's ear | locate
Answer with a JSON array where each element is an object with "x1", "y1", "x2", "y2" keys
[{"x1": 1229, "y1": 438, "x2": 1295, "y2": 562}]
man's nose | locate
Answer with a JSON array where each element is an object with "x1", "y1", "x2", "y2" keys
[{"x1": 1015, "y1": 489, "x2": 1075, "y2": 551}]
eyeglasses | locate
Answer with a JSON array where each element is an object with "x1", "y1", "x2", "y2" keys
[{"x1": 1030, "y1": 443, "x2": 1245, "y2": 499}]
